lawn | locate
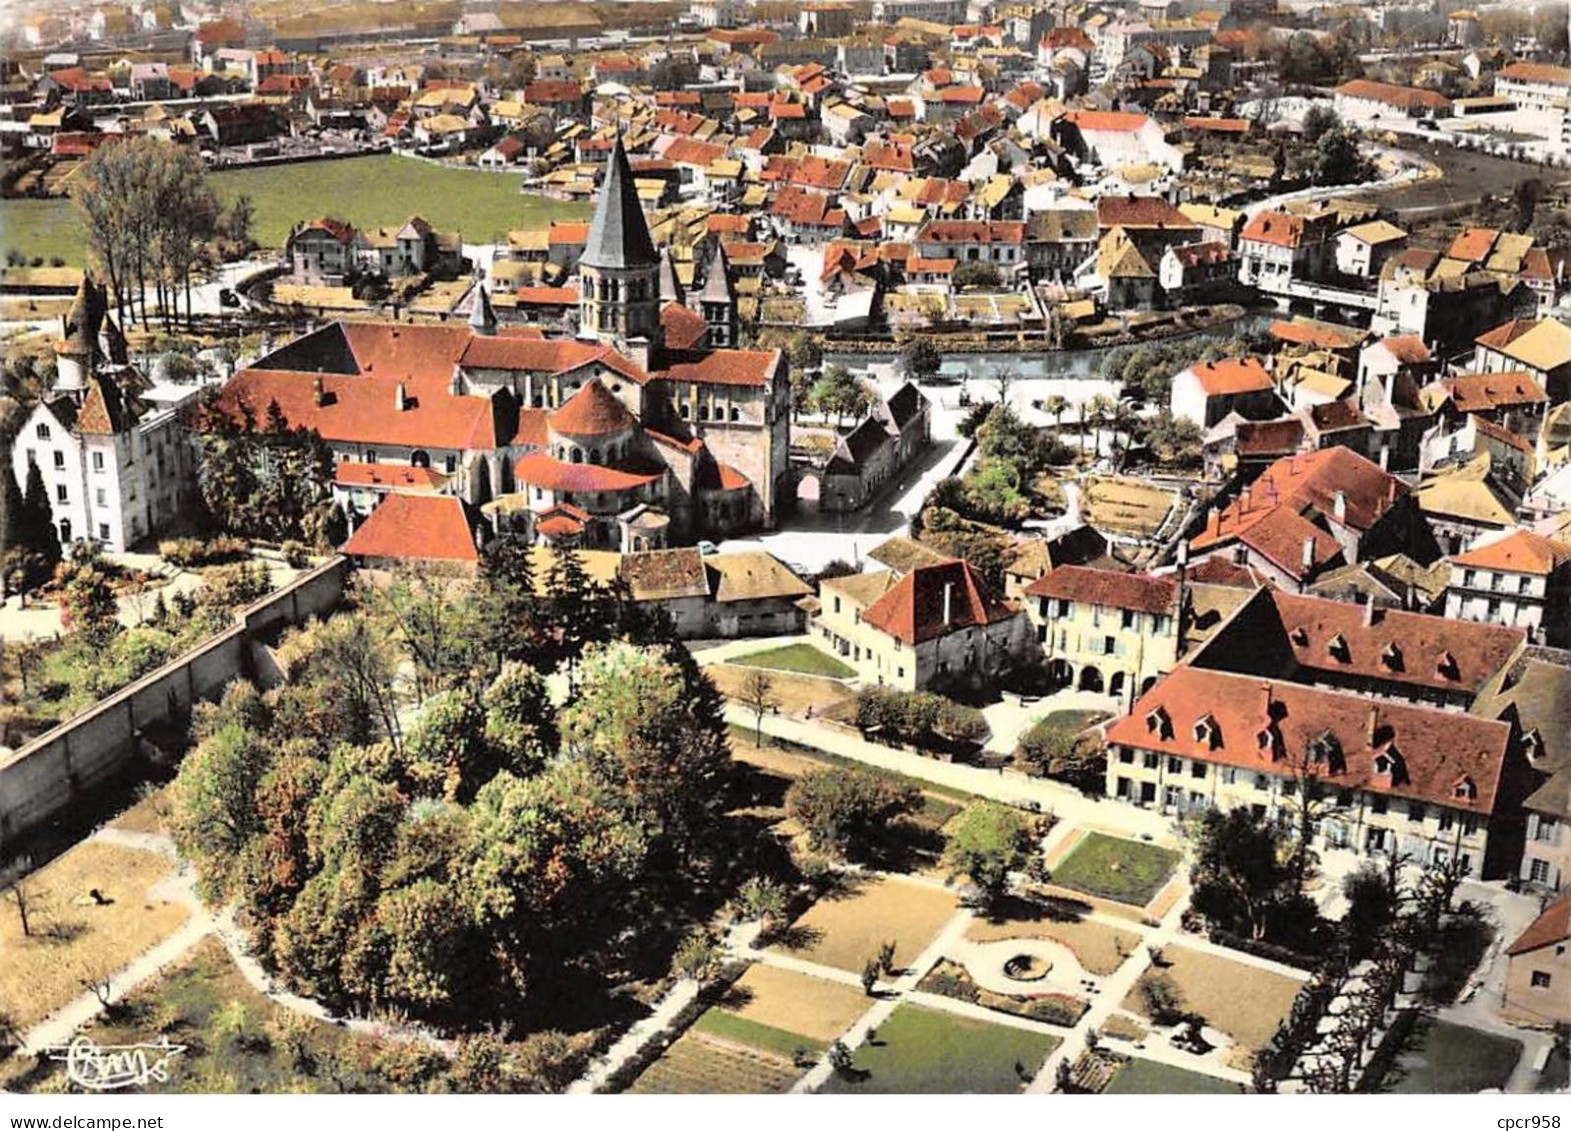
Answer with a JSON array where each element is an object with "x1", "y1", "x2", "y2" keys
[
  {"x1": 730, "y1": 643, "x2": 856, "y2": 679},
  {"x1": 0, "y1": 155, "x2": 591, "y2": 266},
  {"x1": 627, "y1": 1030, "x2": 804, "y2": 1094},
  {"x1": 966, "y1": 898, "x2": 1141, "y2": 977},
  {"x1": 772, "y1": 873, "x2": 958, "y2": 975},
  {"x1": 818, "y1": 1003, "x2": 1058, "y2": 1093},
  {"x1": 712, "y1": 666, "x2": 856, "y2": 717},
  {"x1": 1103, "y1": 1056, "x2": 1244, "y2": 1094},
  {"x1": 1, "y1": 937, "x2": 430, "y2": 1093},
  {"x1": 1050, "y1": 832, "x2": 1179, "y2": 907},
  {"x1": 717, "y1": 963, "x2": 869, "y2": 1044},
  {"x1": 1380, "y1": 1017, "x2": 1523, "y2": 1094},
  {"x1": 1122, "y1": 945, "x2": 1303, "y2": 1052},
  {"x1": 0, "y1": 840, "x2": 188, "y2": 1030}
]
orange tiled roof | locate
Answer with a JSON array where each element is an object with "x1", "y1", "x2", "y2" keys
[
  {"x1": 1182, "y1": 355, "x2": 1271, "y2": 395},
  {"x1": 1025, "y1": 566, "x2": 1177, "y2": 616},
  {"x1": 342, "y1": 494, "x2": 478, "y2": 563},
  {"x1": 548, "y1": 378, "x2": 636, "y2": 436},
  {"x1": 1452, "y1": 529, "x2": 1571, "y2": 575},
  {"x1": 1191, "y1": 448, "x2": 1405, "y2": 552},
  {"x1": 513, "y1": 451, "x2": 662, "y2": 493},
  {"x1": 1508, "y1": 890, "x2": 1571, "y2": 956},
  {"x1": 861, "y1": 559, "x2": 1018, "y2": 646},
  {"x1": 1108, "y1": 665, "x2": 1511, "y2": 812}
]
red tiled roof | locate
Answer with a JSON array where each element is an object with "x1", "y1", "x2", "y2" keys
[
  {"x1": 1441, "y1": 371, "x2": 1547, "y2": 411},
  {"x1": 1181, "y1": 356, "x2": 1272, "y2": 395},
  {"x1": 1334, "y1": 79, "x2": 1451, "y2": 110},
  {"x1": 1192, "y1": 448, "x2": 1405, "y2": 552},
  {"x1": 343, "y1": 494, "x2": 478, "y2": 563},
  {"x1": 1267, "y1": 590, "x2": 1524, "y2": 695},
  {"x1": 1064, "y1": 109, "x2": 1149, "y2": 133},
  {"x1": 1375, "y1": 334, "x2": 1432, "y2": 364},
  {"x1": 1508, "y1": 890, "x2": 1571, "y2": 956},
  {"x1": 1182, "y1": 116, "x2": 1249, "y2": 133},
  {"x1": 1447, "y1": 227, "x2": 1498, "y2": 263},
  {"x1": 916, "y1": 220, "x2": 1025, "y2": 244},
  {"x1": 1498, "y1": 61, "x2": 1571, "y2": 87},
  {"x1": 1237, "y1": 507, "x2": 1344, "y2": 579},
  {"x1": 549, "y1": 221, "x2": 590, "y2": 245},
  {"x1": 1240, "y1": 210, "x2": 1306, "y2": 249},
  {"x1": 1025, "y1": 566, "x2": 1178, "y2": 615},
  {"x1": 1270, "y1": 319, "x2": 1367, "y2": 350},
  {"x1": 1108, "y1": 666, "x2": 1511, "y2": 812},
  {"x1": 334, "y1": 462, "x2": 446, "y2": 491},
  {"x1": 548, "y1": 378, "x2": 636, "y2": 436},
  {"x1": 655, "y1": 349, "x2": 777, "y2": 388},
  {"x1": 1097, "y1": 196, "x2": 1196, "y2": 231},
  {"x1": 513, "y1": 407, "x2": 549, "y2": 447},
  {"x1": 661, "y1": 302, "x2": 709, "y2": 352},
  {"x1": 524, "y1": 80, "x2": 584, "y2": 103},
  {"x1": 297, "y1": 216, "x2": 354, "y2": 243},
  {"x1": 1452, "y1": 529, "x2": 1571, "y2": 575},
  {"x1": 1475, "y1": 318, "x2": 1537, "y2": 351},
  {"x1": 861, "y1": 560, "x2": 1018, "y2": 646},
  {"x1": 514, "y1": 451, "x2": 662, "y2": 493},
  {"x1": 515, "y1": 285, "x2": 579, "y2": 305}
]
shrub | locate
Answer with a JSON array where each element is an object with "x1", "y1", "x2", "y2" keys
[
  {"x1": 160, "y1": 535, "x2": 249, "y2": 568},
  {"x1": 853, "y1": 687, "x2": 987, "y2": 753},
  {"x1": 200, "y1": 561, "x2": 271, "y2": 609},
  {"x1": 280, "y1": 540, "x2": 312, "y2": 569}
]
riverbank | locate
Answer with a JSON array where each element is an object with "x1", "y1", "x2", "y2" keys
[{"x1": 816, "y1": 302, "x2": 1260, "y2": 358}]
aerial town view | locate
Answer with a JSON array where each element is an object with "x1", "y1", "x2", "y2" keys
[{"x1": 1, "y1": 0, "x2": 1570, "y2": 1111}]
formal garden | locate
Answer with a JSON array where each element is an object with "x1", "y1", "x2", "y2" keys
[
  {"x1": 1048, "y1": 832, "x2": 1180, "y2": 908},
  {"x1": 1123, "y1": 945, "x2": 1305, "y2": 1056},
  {"x1": 818, "y1": 1003, "x2": 1058, "y2": 1094},
  {"x1": 730, "y1": 643, "x2": 856, "y2": 680},
  {"x1": 769, "y1": 874, "x2": 958, "y2": 976}
]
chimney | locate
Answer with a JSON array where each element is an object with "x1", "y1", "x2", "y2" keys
[
  {"x1": 1379, "y1": 446, "x2": 1390, "y2": 472},
  {"x1": 943, "y1": 580, "x2": 955, "y2": 626},
  {"x1": 313, "y1": 377, "x2": 325, "y2": 407},
  {"x1": 395, "y1": 382, "x2": 408, "y2": 411},
  {"x1": 1333, "y1": 489, "x2": 1347, "y2": 523},
  {"x1": 1363, "y1": 592, "x2": 1376, "y2": 627},
  {"x1": 1366, "y1": 703, "x2": 1380, "y2": 746},
  {"x1": 1302, "y1": 536, "x2": 1315, "y2": 571}
]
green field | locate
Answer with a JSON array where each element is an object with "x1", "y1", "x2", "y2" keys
[
  {"x1": 691, "y1": 1008, "x2": 826, "y2": 1060},
  {"x1": 1103, "y1": 1057, "x2": 1244, "y2": 1095},
  {"x1": 1051, "y1": 832, "x2": 1179, "y2": 906},
  {"x1": 0, "y1": 155, "x2": 590, "y2": 267},
  {"x1": 1381, "y1": 1018, "x2": 1522, "y2": 1094},
  {"x1": 731, "y1": 643, "x2": 856, "y2": 679},
  {"x1": 818, "y1": 1004, "x2": 1058, "y2": 1094}
]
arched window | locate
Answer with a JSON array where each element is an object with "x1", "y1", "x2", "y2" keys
[
  {"x1": 410, "y1": 449, "x2": 430, "y2": 469},
  {"x1": 589, "y1": 448, "x2": 601, "y2": 465},
  {"x1": 571, "y1": 448, "x2": 582, "y2": 463},
  {"x1": 59, "y1": 519, "x2": 71, "y2": 544},
  {"x1": 699, "y1": 404, "x2": 710, "y2": 421},
  {"x1": 729, "y1": 406, "x2": 740, "y2": 421}
]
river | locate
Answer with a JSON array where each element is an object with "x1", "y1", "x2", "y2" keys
[{"x1": 824, "y1": 310, "x2": 1278, "y2": 381}]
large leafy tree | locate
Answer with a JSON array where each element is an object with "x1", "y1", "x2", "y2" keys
[
  {"x1": 1189, "y1": 808, "x2": 1300, "y2": 941},
  {"x1": 943, "y1": 802, "x2": 1030, "y2": 906},
  {"x1": 784, "y1": 766, "x2": 919, "y2": 859},
  {"x1": 560, "y1": 641, "x2": 732, "y2": 851}
]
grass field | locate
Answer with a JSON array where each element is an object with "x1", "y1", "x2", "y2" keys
[
  {"x1": 718, "y1": 964, "x2": 869, "y2": 1043},
  {"x1": 965, "y1": 899, "x2": 1140, "y2": 977},
  {"x1": 1, "y1": 937, "x2": 421, "y2": 1093},
  {"x1": 1380, "y1": 1018, "x2": 1522, "y2": 1094},
  {"x1": 1050, "y1": 832, "x2": 1179, "y2": 907},
  {"x1": 730, "y1": 643, "x2": 856, "y2": 679},
  {"x1": 712, "y1": 666, "x2": 857, "y2": 717},
  {"x1": 628, "y1": 1030, "x2": 802, "y2": 1094},
  {"x1": 1122, "y1": 945, "x2": 1302, "y2": 1051},
  {"x1": 0, "y1": 155, "x2": 591, "y2": 266},
  {"x1": 1103, "y1": 1056, "x2": 1244, "y2": 1094},
  {"x1": 692, "y1": 1008, "x2": 824, "y2": 1060},
  {"x1": 0, "y1": 841, "x2": 188, "y2": 1030},
  {"x1": 818, "y1": 1003, "x2": 1058, "y2": 1094},
  {"x1": 772, "y1": 873, "x2": 957, "y2": 975}
]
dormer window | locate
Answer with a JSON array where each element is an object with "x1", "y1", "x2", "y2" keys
[
  {"x1": 1436, "y1": 651, "x2": 1459, "y2": 681},
  {"x1": 1309, "y1": 731, "x2": 1344, "y2": 773},
  {"x1": 1327, "y1": 633, "x2": 1350, "y2": 663},
  {"x1": 1453, "y1": 775, "x2": 1477, "y2": 802},
  {"x1": 1290, "y1": 626, "x2": 1309, "y2": 646},
  {"x1": 1523, "y1": 729, "x2": 1545, "y2": 762},
  {"x1": 1146, "y1": 706, "x2": 1172, "y2": 739},
  {"x1": 1193, "y1": 714, "x2": 1220, "y2": 749},
  {"x1": 1380, "y1": 642, "x2": 1403, "y2": 671},
  {"x1": 1373, "y1": 745, "x2": 1407, "y2": 786}
]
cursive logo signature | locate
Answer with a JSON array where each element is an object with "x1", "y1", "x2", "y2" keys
[{"x1": 41, "y1": 1036, "x2": 186, "y2": 1091}]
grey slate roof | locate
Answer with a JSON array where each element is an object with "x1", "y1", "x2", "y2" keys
[{"x1": 580, "y1": 134, "x2": 660, "y2": 271}]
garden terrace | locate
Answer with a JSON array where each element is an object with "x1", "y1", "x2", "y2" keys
[
  {"x1": 818, "y1": 1003, "x2": 1059, "y2": 1094},
  {"x1": 1122, "y1": 944, "x2": 1306, "y2": 1054},
  {"x1": 769, "y1": 873, "x2": 957, "y2": 975},
  {"x1": 1047, "y1": 832, "x2": 1180, "y2": 908}
]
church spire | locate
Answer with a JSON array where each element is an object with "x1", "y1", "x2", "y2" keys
[{"x1": 580, "y1": 133, "x2": 659, "y2": 271}]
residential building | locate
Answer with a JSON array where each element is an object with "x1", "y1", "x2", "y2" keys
[
  {"x1": 1473, "y1": 317, "x2": 1571, "y2": 403},
  {"x1": 1332, "y1": 79, "x2": 1452, "y2": 122},
  {"x1": 1024, "y1": 566, "x2": 1180, "y2": 704},
  {"x1": 1502, "y1": 893, "x2": 1571, "y2": 1027},
  {"x1": 819, "y1": 382, "x2": 932, "y2": 512},
  {"x1": 1170, "y1": 355, "x2": 1278, "y2": 430},
  {"x1": 1445, "y1": 529, "x2": 1571, "y2": 645},
  {"x1": 813, "y1": 559, "x2": 1031, "y2": 692}
]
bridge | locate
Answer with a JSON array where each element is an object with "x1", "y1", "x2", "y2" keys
[{"x1": 1283, "y1": 279, "x2": 1380, "y2": 311}]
